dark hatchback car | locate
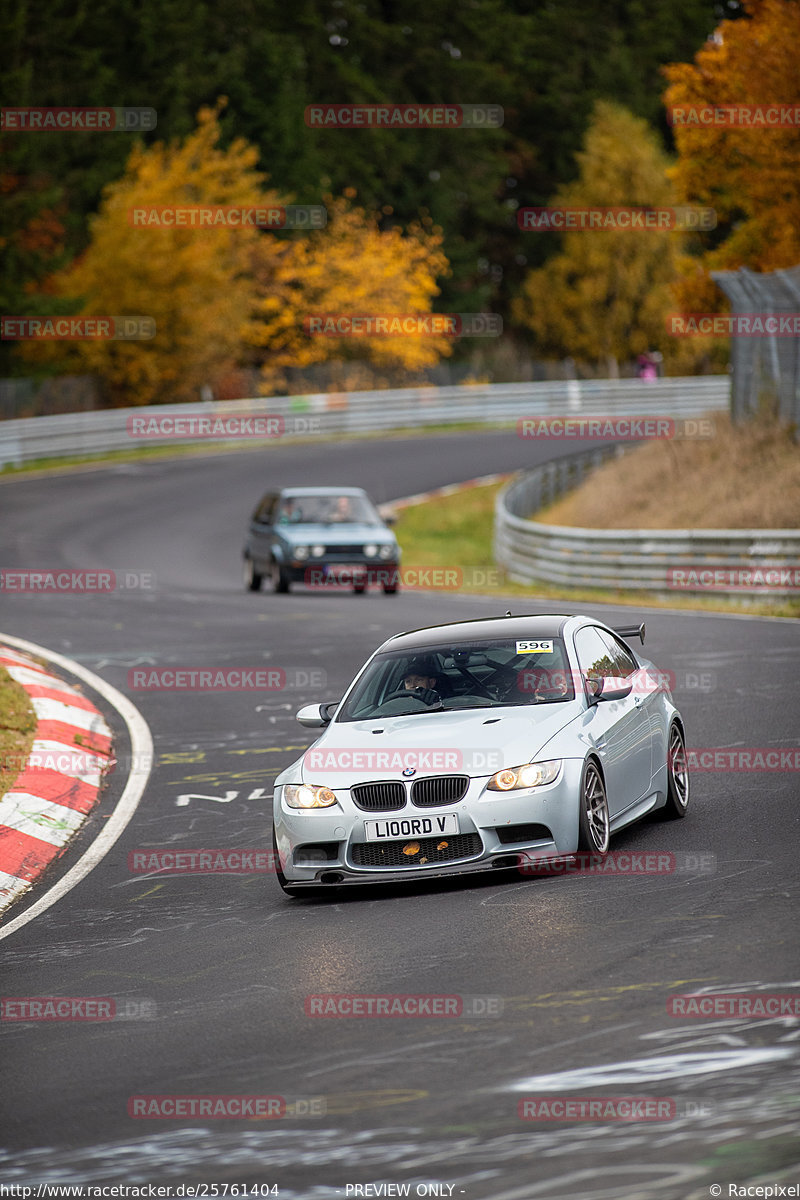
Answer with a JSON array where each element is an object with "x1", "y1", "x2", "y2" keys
[{"x1": 243, "y1": 486, "x2": 402, "y2": 594}]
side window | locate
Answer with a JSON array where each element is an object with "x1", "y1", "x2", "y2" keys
[
  {"x1": 598, "y1": 630, "x2": 638, "y2": 678},
  {"x1": 254, "y1": 494, "x2": 277, "y2": 523},
  {"x1": 574, "y1": 627, "x2": 617, "y2": 689}
]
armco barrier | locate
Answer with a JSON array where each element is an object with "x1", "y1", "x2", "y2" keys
[
  {"x1": 0, "y1": 376, "x2": 729, "y2": 468},
  {"x1": 494, "y1": 447, "x2": 800, "y2": 596}
]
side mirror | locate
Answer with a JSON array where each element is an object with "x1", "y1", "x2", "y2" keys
[
  {"x1": 295, "y1": 702, "x2": 339, "y2": 728},
  {"x1": 379, "y1": 508, "x2": 397, "y2": 525},
  {"x1": 586, "y1": 676, "x2": 633, "y2": 705}
]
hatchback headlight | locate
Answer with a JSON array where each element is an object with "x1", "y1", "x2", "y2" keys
[
  {"x1": 487, "y1": 760, "x2": 562, "y2": 791},
  {"x1": 311, "y1": 545, "x2": 326, "y2": 557},
  {"x1": 293, "y1": 545, "x2": 310, "y2": 560},
  {"x1": 363, "y1": 544, "x2": 378, "y2": 558},
  {"x1": 378, "y1": 544, "x2": 395, "y2": 560},
  {"x1": 284, "y1": 783, "x2": 338, "y2": 809}
]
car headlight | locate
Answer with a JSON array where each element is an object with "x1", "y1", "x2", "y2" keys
[
  {"x1": 363, "y1": 544, "x2": 378, "y2": 558},
  {"x1": 378, "y1": 544, "x2": 395, "y2": 560},
  {"x1": 293, "y1": 545, "x2": 310, "y2": 560},
  {"x1": 284, "y1": 783, "x2": 338, "y2": 809},
  {"x1": 487, "y1": 760, "x2": 562, "y2": 791},
  {"x1": 311, "y1": 545, "x2": 326, "y2": 557}
]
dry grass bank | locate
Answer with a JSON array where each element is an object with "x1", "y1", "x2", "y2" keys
[{"x1": 537, "y1": 414, "x2": 800, "y2": 529}]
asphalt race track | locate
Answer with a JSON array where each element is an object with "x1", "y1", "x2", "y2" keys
[{"x1": 1, "y1": 430, "x2": 799, "y2": 1199}]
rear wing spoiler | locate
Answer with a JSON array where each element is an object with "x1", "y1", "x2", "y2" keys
[{"x1": 613, "y1": 622, "x2": 646, "y2": 644}]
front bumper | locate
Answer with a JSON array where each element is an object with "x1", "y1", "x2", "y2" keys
[
  {"x1": 285, "y1": 562, "x2": 401, "y2": 587},
  {"x1": 274, "y1": 760, "x2": 585, "y2": 885}
]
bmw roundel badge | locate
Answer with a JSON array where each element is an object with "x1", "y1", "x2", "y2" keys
[{"x1": 402, "y1": 767, "x2": 416, "y2": 777}]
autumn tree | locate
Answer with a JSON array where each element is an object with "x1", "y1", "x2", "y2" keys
[
  {"x1": 244, "y1": 192, "x2": 451, "y2": 391},
  {"x1": 663, "y1": 0, "x2": 800, "y2": 311},
  {"x1": 512, "y1": 102, "x2": 692, "y2": 374},
  {"x1": 2, "y1": 0, "x2": 725, "y2": 339},
  {"x1": 21, "y1": 102, "x2": 283, "y2": 406}
]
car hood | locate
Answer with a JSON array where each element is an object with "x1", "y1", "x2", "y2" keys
[
  {"x1": 278, "y1": 524, "x2": 394, "y2": 545},
  {"x1": 297, "y1": 703, "x2": 581, "y2": 786}
]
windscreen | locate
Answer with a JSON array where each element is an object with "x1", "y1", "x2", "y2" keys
[
  {"x1": 337, "y1": 637, "x2": 574, "y2": 721},
  {"x1": 278, "y1": 493, "x2": 382, "y2": 526}
]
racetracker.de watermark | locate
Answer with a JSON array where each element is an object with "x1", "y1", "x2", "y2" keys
[
  {"x1": 305, "y1": 993, "x2": 502, "y2": 1017},
  {"x1": 517, "y1": 851, "x2": 716, "y2": 876},
  {"x1": 686, "y1": 748, "x2": 800, "y2": 771},
  {"x1": 513, "y1": 666, "x2": 713, "y2": 696},
  {"x1": 302, "y1": 747, "x2": 502, "y2": 773},
  {"x1": 128, "y1": 205, "x2": 326, "y2": 229},
  {"x1": 0, "y1": 570, "x2": 154, "y2": 593},
  {"x1": 303, "y1": 313, "x2": 502, "y2": 337},
  {"x1": 667, "y1": 992, "x2": 800, "y2": 1018},
  {"x1": 128, "y1": 1095, "x2": 296, "y2": 1119},
  {"x1": 518, "y1": 206, "x2": 715, "y2": 231},
  {"x1": 1, "y1": 316, "x2": 155, "y2": 340},
  {"x1": 518, "y1": 1097, "x2": 677, "y2": 1121},
  {"x1": 303, "y1": 566, "x2": 500, "y2": 589},
  {"x1": 1, "y1": 996, "x2": 156, "y2": 1021},
  {"x1": 127, "y1": 666, "x2": 326, "y2": 691},
  {"x1": 667, "y1": 104, "x2": 800, "y2": 127},
  {"x1": 129, "y1": 849, "x2": 279, "y2": 874},
  {"x1": 1, "y1": 748, "x2": 111, "y2": 778},
  {"x1": 305, "y1": 103, "x2": 503, "y2": 128},
  {"x1": 668, "y1": 313, "x2": 800, "y2": 336},
  {"x1": 667, "y1": 567, "x2": 800, "y2": 593},
  {"x1": 517, "y1": 416, "x2": 714, "y2": 440},
  {"x1": 126, "y1": 414, "x2": 320, "y2": 439},
  {"x1": 1, "y1": 107, "x2": 157, "y2": 131}
]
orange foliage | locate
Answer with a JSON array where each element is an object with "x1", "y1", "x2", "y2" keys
[
  {"x1": 663, "y1": 0, "x2": 800, "y2": 309},
  {"x1": 245, "y1": 194, "x2": 451, "y2": 390}
]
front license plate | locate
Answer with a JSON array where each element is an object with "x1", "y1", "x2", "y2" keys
[
  {"x1": 324, "y1": 564, "x2": 365, "y2": 581},
  {"x1": 364, "y1": 814, "x2": 460, "y2": 842}
]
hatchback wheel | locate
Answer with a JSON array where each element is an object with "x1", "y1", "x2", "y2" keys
[
  {"x1": 243, "y1": 557, "x2": 262, "y2": 592},
  {"x1": 270, "y1": 562, "x2": 290, "y2": 593},
  {"x1": 577, "y1": 759, "x2": 610, "y2": 853}
]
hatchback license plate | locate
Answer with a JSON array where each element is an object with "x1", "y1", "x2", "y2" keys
[
  {"x1": 324, "y1": 564, "x2": 365, "y2": 581},
  {"x1": 364, "y1": 814, "x2": 460, "y2": 842}
]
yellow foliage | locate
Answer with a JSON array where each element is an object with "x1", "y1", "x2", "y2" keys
[
  {"x1": 513, "y1": 102, "x2": 692, "y2": 370},
  {"x1": 245, "y1": 195, "x2": 451, "y2": 390},
  {"x1": 23, "y1": 101, "x2": 283, "y2": 406}
]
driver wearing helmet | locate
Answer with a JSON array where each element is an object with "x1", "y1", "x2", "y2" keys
[{"x1": 402, "y1": 655, "x2": 443, "y2": 706}]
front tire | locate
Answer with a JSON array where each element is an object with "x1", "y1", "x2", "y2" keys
[
  {"x1": 659, "y1": 722, "x2": 690, "y2": 819},
  {"x1": 270, "y1": 561, "x2": 290, "y2": 593},
  {"x1": 577, "y1": 759, "x2": 610, "y2": 853},
  {"x1": 243, "y1": 557, "x2": 262, "y2": 592}
]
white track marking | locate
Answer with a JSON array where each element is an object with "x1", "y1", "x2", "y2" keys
[
  {"x1": 0, "y1": 793, "x2": 86, "y2": 845},
  {"x1": 30, "y1": 695, "x2": 112, "y2": 734}
]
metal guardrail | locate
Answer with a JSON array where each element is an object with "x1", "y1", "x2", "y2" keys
[
  {"x1": 494, "y1": 447, "x2": 800, "y2": 597},
  {"x1": 0, "y1": 376, "x2": 729, "y2": 468}
]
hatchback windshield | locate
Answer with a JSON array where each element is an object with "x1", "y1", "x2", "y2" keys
[
  {"x1": 278, "y1": 494, "x2": 382, "y2": 526},
  {"x1": 338, "y1": 637, "x2": 574, "y2": 721}
]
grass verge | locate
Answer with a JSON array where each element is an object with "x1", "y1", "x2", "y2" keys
[
  {"x1": 538, "y1": 413, "x2": 800, "y2": 529},
  {"x1": 0, "y1": 665, "x2": 37, "y2": 801},
  {"x1": 393, "y1": 480, "x2": 800, "y2": 618}
]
